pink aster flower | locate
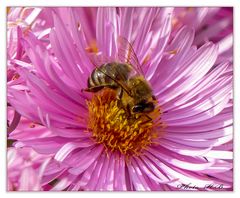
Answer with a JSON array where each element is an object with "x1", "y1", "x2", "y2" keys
[
  {"x1": 7, "y1": 7, "x2": 51, "y2": 65},
  {"x1": 172, "y1": 7, "x2": 233, "y2": 66},
  {"x1": 8, "y1": 7, "x2": 233, "y2": 191},
  {"x1": 7, "y1": 147, "x2": 52, "y2": 191},
  {"x1": 7, "y1": 7, "x2": 54, "y2": 133},
  {"x1": 7, "y1": 108, "x2": 71, "y2": 191},
  {"x1": 172, "y1": 7, "x2": 233, "y2": 44},
  {"x1": 7, "y1": 7, "x2": 53, "y2": 83}
]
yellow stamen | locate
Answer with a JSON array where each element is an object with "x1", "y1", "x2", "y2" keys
[
  {"x1": 7, "y1": 19, "x2": 32, "y2": 37},
  {"x1": 168, "y1": 49, "x2": 178, "y2": 55},
  {"x1": 12, "y1": 74, "x2": 20, "y2": 81},
  {"x1": 172, "y1": 8, "x2": 193, "y2": 29},
  {"x1": 85, "y1": 40, "x2": 98, "y2": 54},
  {"x1": 186, "y1": 7, "x2": 193, "y2": 12},
  {"x1": 86, "y1": 88, "x2": 165, "y2": 156},
  {"x1": 29, "y1": 122, "x2": 36, "y2": 128},
  {"x1": 7, "y1": 7, "x2": 11, "y2": 15},
  {"x1": 142, "y1": 54, "x2": 151, "y2": 65},
  {"x1": 172, "y1": 17, "x2": 181, "y2": 29}
]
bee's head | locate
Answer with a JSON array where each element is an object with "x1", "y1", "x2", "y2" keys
[{"x1": 127, "y1": 76, "x2": 156, "y2": 113}]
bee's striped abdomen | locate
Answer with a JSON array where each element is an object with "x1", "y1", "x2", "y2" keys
[{"x1": 87, "y1": 62, "x2": 131, "y2": 91}]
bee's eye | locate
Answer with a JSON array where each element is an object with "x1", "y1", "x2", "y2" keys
[
  {"x1": 143, "y1": 102, "x2": 154, "y2": 113},
  {"x1": 132, "y1": 102, "x2": 154, "y2": 113}
]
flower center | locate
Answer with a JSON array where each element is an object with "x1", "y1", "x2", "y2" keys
[{"x1": 87, "y1": 88, "x2": 165, "y2": 156}]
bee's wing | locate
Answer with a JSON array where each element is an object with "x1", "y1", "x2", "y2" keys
[
  {"x1": 88, "y1": 53, "x2": 113, "y2": 68},
  {"x1": 117, "y1": 36, "x2": 144, "y2": 76}
]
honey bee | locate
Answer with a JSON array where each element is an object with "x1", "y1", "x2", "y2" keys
[{"x1": 83, "y1": 36, "x2": 156, "y2": 117}]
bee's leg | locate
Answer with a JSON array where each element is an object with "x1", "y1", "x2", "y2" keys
[
  {"x1": 119, "y1": 101, "x2": 131, "y2": 117},
  {"x1": 116, "y1": 87, "x2": 123, "y2": 100},
  {"x1": 116, "y1": 88, "x2": 126, "y2": 111},
  {"x1": 123, "y1": 104, "x2": 131, "y2": 118},
  {"x1": 81, "y1": 86, "x2": 105, "y2": 93},
  {"x1": 141, "y1": 114, "x2": 152, "y2": 124},
  {"x1": 145, "y1": 114, "x2": 152, "y2": 121},
  {"x1": 81, "y1": 84, "x2": 116, "y2": 93}
]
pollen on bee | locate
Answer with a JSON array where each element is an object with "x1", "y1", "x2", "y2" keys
[{"x1": 86, "y1": 88, "x2": 165, "y2": 156}]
